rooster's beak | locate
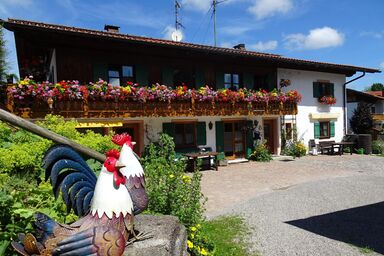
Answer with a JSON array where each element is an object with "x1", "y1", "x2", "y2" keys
[{"x1": 115, "y1": 160, "x2": 125, "y2": 169}]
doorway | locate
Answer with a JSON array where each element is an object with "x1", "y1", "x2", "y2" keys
[
  {"x1": 113, "y1": 122, "x2": 143, "y2": 155},
  {"x1": 263, "y1": 119, "x2": 276, "y2": 154},
  {"x1": 223, "y1": 121, "x2": 245, "y2": 158}
]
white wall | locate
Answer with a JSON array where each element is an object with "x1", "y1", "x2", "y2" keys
[{"x1": 278, "y1": 68, "x2": 346, "y2": 147}]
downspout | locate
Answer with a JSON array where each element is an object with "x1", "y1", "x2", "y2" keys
[{"x1": 343, "y1": 71, "x2": 365, "y2": 135}]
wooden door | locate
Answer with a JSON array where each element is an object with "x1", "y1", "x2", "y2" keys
[
  {"x1": 263, "y1": 120, "x2": 275, "y2": 154},
  {"x1": 223, "y1": 121, "x2": 245, "y2": 158}
]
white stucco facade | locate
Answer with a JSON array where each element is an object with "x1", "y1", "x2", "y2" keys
[{"x1": 278, "y1": 68, "x2": 346, "y2": 148}]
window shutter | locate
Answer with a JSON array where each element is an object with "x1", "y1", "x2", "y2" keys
[
  {"x1": 215, "y1": 71, "x2": 224, "y2": 89},
  {"x1": 243, "y1": 73, "x2": 254, "y2": 90},
  {"x1": 314, "y1": 122, "x2": 320, "y2": 138},
  {"x1": 93, "y1": 63, "x2": 108, "y2": 81},
  {"x1": 329, "y1": 83, "x2": 335, "y2": 97},
  {"x1": 135, "y1": 64, "x2": 148, "y2": 85},
  {"x1": 215, "y1": 121, "x2": 224, "y2": 152},
  {"x1": 313, "y1": 82, "x2": 321, "y2": 98},
  {"x1": 162, "y1": 67, "x2": 174, "y2": 86},
  {"x1": 162, "y1": 122, "x2": 175, "y2": 137},
  {"x1": 196, "y1": 122, "x2": 207, "y2": 145},
  {"x1": 330, "y1": 121, "x2": 335, "y2": 137},
  {"x1": 195, "y1": 69, "x2": 204, "y2": 89},
  {"x1": 246, "y1": 120, "x2": 254, "y2": 158}
]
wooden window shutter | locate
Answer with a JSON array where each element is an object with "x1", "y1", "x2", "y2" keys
[
  {"x1": 215, "y1": 71, "x2": 224, "y2": 89},
  {"x1": 93, "y1": 63, "x2": 108, "y2": 81},
  {"x1": 330, "y1": 121, "x2": 335, "y2": 137},
  {"x1": 162, "y1": 122, "x2": 175, "y2": 137},
  {"x1": 162, "y1": 67, "x2": 174, "y2": 86},
  {"x1": 246, "y1": 120, "x2": 254, "y2": 158},
  {"x1": 196, "y1": 122, "x2": 207, "y2": 145},
  {"x1": 135, "y1": 64, "x2": 149, "y2": 85},
  {"x1": 243, "y1": 73, "x2": 254, "y2": 90},
  {"x1": 314, "y1": 122, "x2": 320, "y2": 138},
  {"x1": 313, "y1": 82, "x2": 321, "y2": 98},
  {"x1": 215, "y1": 121, "x2": 224, "y2": 152},
  {"x1": 329, "y1": 83, "x2": 335, "y2": 97},
  {"x1": 194, "y1": 69, "x2": 205, "y2": 89}
]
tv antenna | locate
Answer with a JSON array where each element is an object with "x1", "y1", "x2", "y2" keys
[
  {"x1": 172, "y1": 0, "x2": 184, "y2": 42},
  {"x1": 212, "y1": 0, "x2": 228, "y2": 46}
]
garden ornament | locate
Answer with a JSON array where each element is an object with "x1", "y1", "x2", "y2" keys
[{"x1": 11, "y1": 133, "x2": 149, "y2": 256}]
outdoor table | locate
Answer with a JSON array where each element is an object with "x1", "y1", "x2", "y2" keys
[
  {"x1": 184, "y1": 152, "x2": 219, "y2": 171},
  {"x1": 331, "y1": 141, "x2": 355, "y2": 155}
]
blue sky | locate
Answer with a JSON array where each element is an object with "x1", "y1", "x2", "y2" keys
[{"x1": 1, "y1": 0, "x2": 383, "y2": 90}]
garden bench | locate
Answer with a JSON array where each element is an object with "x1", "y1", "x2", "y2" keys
[{"x1": 319, "y1": 140, "x2": 339, "y2": 155}]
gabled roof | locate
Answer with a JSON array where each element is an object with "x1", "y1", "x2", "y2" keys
[
  {"x1": 2, "y1": 18, "x2": 381, "y2": 76},
  {"x1": 347, "y1": 88, "x2": 384, "y2": 103}
]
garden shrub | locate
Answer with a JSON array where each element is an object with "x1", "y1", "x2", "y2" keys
[
  {"x1": 356, "y1": 148, "x2": 365, "y2": 154},
  {"x1": 283, "y1": 141, "x2": 306, "y2": 158},
  {"x1": 372, "y1": 140, "x2": 384, "y2": 155},
  {"x1": 142, "y1": 133, "x2": 212, "y2": 255},
  {"x1": 249, "y1": 143, "x2": 272, "y2": 162}
]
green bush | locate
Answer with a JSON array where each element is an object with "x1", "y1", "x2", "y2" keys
[
  {"x1": 283, "y1": 141, "x2": 306, "y2": 158},
  {"x1": 356, "y1": 148, "x2": 365, "y2": 154},
  {"x1": 372, "y1": 140, "x2": 384, "y2": 155},
  {"x1": 249, "y1": 143, "x2": 272, "y2": 162},
  {"x1": 142, "y1": 133, "x2": 211, "y2": 255}
]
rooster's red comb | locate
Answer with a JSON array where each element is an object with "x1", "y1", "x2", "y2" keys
[
  {"x1": 105, "y1": 149, "x2": 120, "y2": 159},
  {"x1": 112, "y1": 133, "x2": 132, "y2": 146}
]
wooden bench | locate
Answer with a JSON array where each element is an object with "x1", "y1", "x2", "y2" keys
[{"x1": 319, "y1": 140, "x2": 339, "y2": 155}]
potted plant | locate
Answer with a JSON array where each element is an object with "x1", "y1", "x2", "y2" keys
[
  {"x1": 318, "y1": 95, "x2": 336, "y2": 105},
  {"x1": 217, "y1": 152, "x2": 227, "y2": 166}
]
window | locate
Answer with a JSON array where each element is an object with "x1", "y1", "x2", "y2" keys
[
  {"x1": 108, "y1": 65, "x2": 134, "y2": 86},
  {"x1": 314, "y1": 121, "x2": 335, "y2": 139},
  {"x1": 224, "y1": 73, "x2": 240, "y2": 90},
  {"x1": 173, "y1": 69, "x2": 193, "y2": 87},
  {"x1": 319, "y1": 121, "x2": 330, "y2": 139},
  {"x1": 174, "y1": 123, "x2": 196, "y2": 148},
  {"x1": 254, "y1": 75, "x2": 268, "y2": 91},
  {"x1": 313, "y1": 82, "x2": 334, "y2": 98}
]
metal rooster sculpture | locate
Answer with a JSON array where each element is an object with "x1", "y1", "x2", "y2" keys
[{"x1": 11, "y1": 133, "x2": 148, "y2": 256}]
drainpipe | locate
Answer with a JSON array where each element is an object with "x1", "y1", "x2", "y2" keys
[{"x1": 343, "y1": 71, "x2": 365, "y2": 135}]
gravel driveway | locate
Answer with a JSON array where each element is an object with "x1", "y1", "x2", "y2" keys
[{"x1": 201, "y1": 155, "x2": 384, "y2": 256}]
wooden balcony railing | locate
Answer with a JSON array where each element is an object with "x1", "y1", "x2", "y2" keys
[
  {"x1": 3, "y1": 92, "x2": 298, "y2": 119},
  {"x1": 372, "y1": 114, "x2": 384, "y2": 121}
]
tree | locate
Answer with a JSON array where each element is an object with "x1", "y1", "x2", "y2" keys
[
  {"x1": 366, "y1": 83, "x2": 384, "y2": 91},
  {"x1": 349, "y1": 102, "x2": 373, "y2": 134},
  {"x1": 0, "y1": 24, "x2": 7, "y2": 82}
]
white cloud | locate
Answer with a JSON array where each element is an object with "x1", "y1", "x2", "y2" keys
[
  {"x1": 220, "y1": 26, "x2": 252, "y2": 36},
  {"x1": 250, "y1": 40, "x2": 278, "y2": 51},
  {"x1": 284, "y1": 27, "x2": 344, "y2": 50},
  {"x1": 182, "y1": 0, "x2": 212, "y2": 12},
  {"x1": 163, "y1": 25, "x2": 185, "y2": 41},
  {"x1": 360, "y1": 31, "x2": 384, "y2": 39},
  {"x1": 248, "y1": 0, "x2": 293, "y2": 20}
]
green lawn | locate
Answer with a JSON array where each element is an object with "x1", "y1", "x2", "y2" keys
[{"x1": 202, "y1": 215, "x2": 259, "y2": 256}]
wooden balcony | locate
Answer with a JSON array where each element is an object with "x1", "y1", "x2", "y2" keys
[
  {"x1": 4, "y1": 97, "x2": 297, "y2": 119},
  {"x1": 373, "y1": 114, "x2": 384, "y2": 121}
]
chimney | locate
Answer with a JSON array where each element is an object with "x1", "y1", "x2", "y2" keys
[
  {"x1": 104, "y1": 25, "x2": 120, "y2": 33},
  {"x1": 233, "y1": 43, "x2": 246, "y2": 50}
]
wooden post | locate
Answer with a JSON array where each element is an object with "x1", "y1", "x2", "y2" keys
[{"x1": 0, "y1": 108, "x2": 106, "y2": 162}]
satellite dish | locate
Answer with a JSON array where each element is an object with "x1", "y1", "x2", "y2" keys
[{"x1": 171, "y1": 30, "x2": 183, "y2": 42}]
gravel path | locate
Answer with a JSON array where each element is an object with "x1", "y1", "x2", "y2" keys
[{"x1": 201, "y1": 155, "x2": 384, "y2": 256}]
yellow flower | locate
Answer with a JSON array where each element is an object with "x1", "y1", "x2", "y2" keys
[
  {"x1": 182, "y1": 175, "x2": 191, "y2": 183},
  {"x1": 190, "y1": 233, "x2": 195, "y2": 239},
  {"x1": 187, "y1": 240, "x2": 194, "y2": 249},
  {"x1": 197, "y1": 224, "x2": 201, "y2": 228},
  {"x1": 190, "y1": 226, "x2": 197, "y2": 232},
  {"x1": 169, "y1": 174, "x2": 175, "y2": 179},
  {"x1": 201, "y1": 248, "x2": 208, "y2": 255}
]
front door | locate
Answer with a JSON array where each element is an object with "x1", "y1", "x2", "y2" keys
[
  {"x1": 223, "y1": 121, "x2": 245, "y2": 158},
  {"x1": 263, "y1": 119, "x2": 275, "y2": 154}
]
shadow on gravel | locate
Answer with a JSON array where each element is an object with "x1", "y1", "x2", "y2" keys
[{"x1": 286, "y1": 202, "x2": 384, "y2": 254}]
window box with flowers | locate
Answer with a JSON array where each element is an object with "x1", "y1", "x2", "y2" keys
[{"x1": 318, "y1": 95, "x2": 336, "y2": 105}]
